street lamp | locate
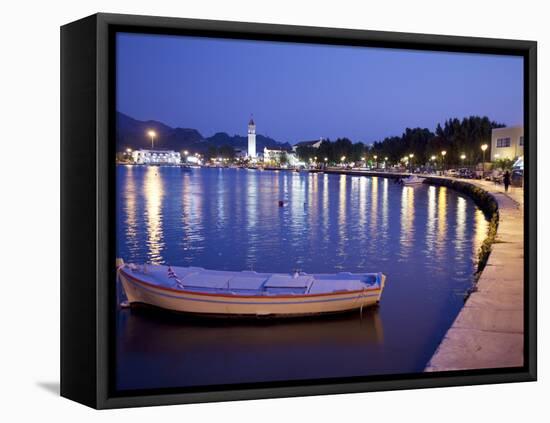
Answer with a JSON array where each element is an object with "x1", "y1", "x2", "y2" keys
[
  {"x1": 147, "y1": 130, "x2": 157, "y2": 149},
  {"x1": 340, "y1": 156, "x2": 346, "y2": 167},
  {"x1": 481, "y1": 143, "x2": 488, "y2": 167},
  {"x1": 441, "y1": 150, "x2": 447, "y2": 172},
  {"x1": 460, "y1": 153, "x2": 466, "y2": 174},
  {"x1": 408, "y1": 153, "x2": 414, "y2": 173},
  {"x1": 373, "y1": 155, "x2": 378, "y2": 169}
]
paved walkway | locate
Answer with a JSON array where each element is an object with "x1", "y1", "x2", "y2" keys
[{"x1": 425, "y1": 179, "x2": 524, "y2": 371}]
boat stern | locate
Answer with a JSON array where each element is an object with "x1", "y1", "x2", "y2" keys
[{"x1": 378, "y1": 273, "x2": 387, "y2": 302}]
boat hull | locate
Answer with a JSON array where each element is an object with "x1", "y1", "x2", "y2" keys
[{"x1": 119, "y1": 268, "x2": 384, "y2": 317}]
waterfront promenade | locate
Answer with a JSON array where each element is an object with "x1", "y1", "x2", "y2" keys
[
  {"x1": 426, "y1": 180, "x2": 524, "y2": 371},
  {"x1": 322, "y1": 168, "x2": 525, "y2": 370}
]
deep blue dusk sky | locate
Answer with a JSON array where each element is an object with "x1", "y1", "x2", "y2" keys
[{"x1": 116, "y1": 32, "x2": 523, "y2": 144}]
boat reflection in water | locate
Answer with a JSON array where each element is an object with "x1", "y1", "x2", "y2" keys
[
  {"x1": 117, "y1": 305, "x2": 384, "y2": 390},
  {"x1": 116, "y1": 166, "x2": 487, "y2": 390}
]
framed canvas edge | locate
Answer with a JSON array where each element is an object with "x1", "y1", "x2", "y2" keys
[{"x1": 85, "y1": 12, "x2": 537, "y2": 409}]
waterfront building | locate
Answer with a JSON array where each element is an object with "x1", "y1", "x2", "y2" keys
[
  {"x1": 292, "y1": 137, "x2": 324, "y2": 152},
  {"x1": 131, "y1": 149, "x2": 181, "y2": 164},
  {"x1": 248, "y1": 117, "x2": 256, "y2": 158},
  {"x1": 287, "y1": 152, "x2": 304, "y2": 167},
  {"x1": 491, "y1": 126, "x2": 524, "y2": 161},
  {"x1": 264, "y1": 147, "x2": 291, "y2": 164},
  {"x1": 234, "y1": 148, "x2": 248, "y2": 160}
]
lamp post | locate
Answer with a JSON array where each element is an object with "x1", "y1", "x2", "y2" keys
[
  {"x1": 408, "y1": 153, "x2": 414, "y2": 173},
  {"x1": 373, "y1": 155, "x2": 378, "y2": 169},
  {"x1": 340, "y1": 156, "x2": 346, "y2": 168},
  {"x1": 441, "y1": 150, "x2": 447, "y2": 172},
  {"x1": 481, "y1": 144, "x2": 488, "y2": 173},
  {"x1": 460, "y1": 153, "x2": 466, "y2": 169},
  {"x1": 147, "y1": 130, "x2": 157, "y2": 149}
]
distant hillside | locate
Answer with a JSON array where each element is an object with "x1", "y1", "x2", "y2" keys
[
  {"x1": 116, "y1": 112, "x2": 291, "y2": 153},
  {"x1": 116, "y1": 112, "x2": 204, "y2": 152}
]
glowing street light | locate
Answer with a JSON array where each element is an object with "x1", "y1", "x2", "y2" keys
[
  {"x1": 341, "y1": 156, "x2": 346, "y2": 162},
  {"x1": 460, "y1": 153, "x2": 466, "y2": 161},
  {"x1": 431, "y1": 155, "x2": 436, "y2": 161},
  {"x1": 481, "y1": 143, "x2": 488, "y2": 165},
  {"x1": 441, "y1": 150, "x2": 447, "y2": 171},
  {"x1": 147, "y1": 130, "x2": 157, "y2": 149},
  {"x1": 324, "y1": 157, "x2": 328, "y2": 161},
  {"x1": 184, "y1": 150, "x2": 189, "y2": 156}
]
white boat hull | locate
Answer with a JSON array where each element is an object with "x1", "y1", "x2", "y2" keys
[
  {"x1": 118, "y1": 266, "x2": 385, "y2": 317},
  {"x1": 401, "y1": 176, "x2": 425, "y2": 186}
]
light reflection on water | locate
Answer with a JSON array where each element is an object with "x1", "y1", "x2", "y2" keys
[{"x1": 116, "y1": 166, "x2": 488, "y2": 390}]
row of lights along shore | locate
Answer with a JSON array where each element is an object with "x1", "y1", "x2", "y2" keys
[{"x1": 128, "y1": 129, "x2": 491, "y2": 168}]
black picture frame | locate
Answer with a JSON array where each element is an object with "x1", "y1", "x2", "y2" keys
[{"x1": 61, "y1": 12, "x2": 537, "y2": 409}]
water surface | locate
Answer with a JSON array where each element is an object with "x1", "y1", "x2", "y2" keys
[{"x1": 116, "y1": 166, "x2": 488, "y2": 390}]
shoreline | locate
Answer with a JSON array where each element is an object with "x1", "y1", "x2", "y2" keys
[
  {"x1": 425, "y1": 179, "x2": 524, "y2": 371},
  {"x1": 322, "y1": 168, "x2": 524, "y2": 371}
]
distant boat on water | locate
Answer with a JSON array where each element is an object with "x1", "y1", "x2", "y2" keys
[
  {"x1": 400, "y1": 175, "x2": 424, "y2": 186},
  {"x1": 117, "y1": 259, "x2": 386, "y2": 318}
]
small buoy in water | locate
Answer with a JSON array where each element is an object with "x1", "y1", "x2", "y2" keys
[
  {"x1": 120, "y1": 300, "x2": 131, "y2": 309},
  {"x1": 278, "y1": 200, "x2": 284, "y2": 207}
]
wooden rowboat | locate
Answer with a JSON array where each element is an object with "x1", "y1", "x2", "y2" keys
[{"x1": 117, "y1": 259, "x2": 386, "y2": 318}]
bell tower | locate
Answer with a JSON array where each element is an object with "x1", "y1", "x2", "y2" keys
[{"x1": 247, "y1": 116, "x2": 256, "y2": 158}]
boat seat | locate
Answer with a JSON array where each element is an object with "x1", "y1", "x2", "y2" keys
[
  {"x1": 307, "y1": 279, "x2": 365, "y2": 295},
  {"x1": 227, "y1": 276, "x2": 267, "y2": 290},
  {"x1": 264, "y1": 274, "x2": 313, "y2": 288}
]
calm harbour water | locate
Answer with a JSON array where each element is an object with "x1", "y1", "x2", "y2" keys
[{"x1": 116, "y1": 165, "x2": 488, "y2": 391}]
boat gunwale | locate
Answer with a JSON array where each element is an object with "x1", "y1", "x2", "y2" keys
[{"x1": 119, "y1": 267, "x2": 382, "y2": 300}]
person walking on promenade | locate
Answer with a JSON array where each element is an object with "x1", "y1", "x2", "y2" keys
[{"x1": 503, "y1": 170, "x2": 511, "y2": 192}]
